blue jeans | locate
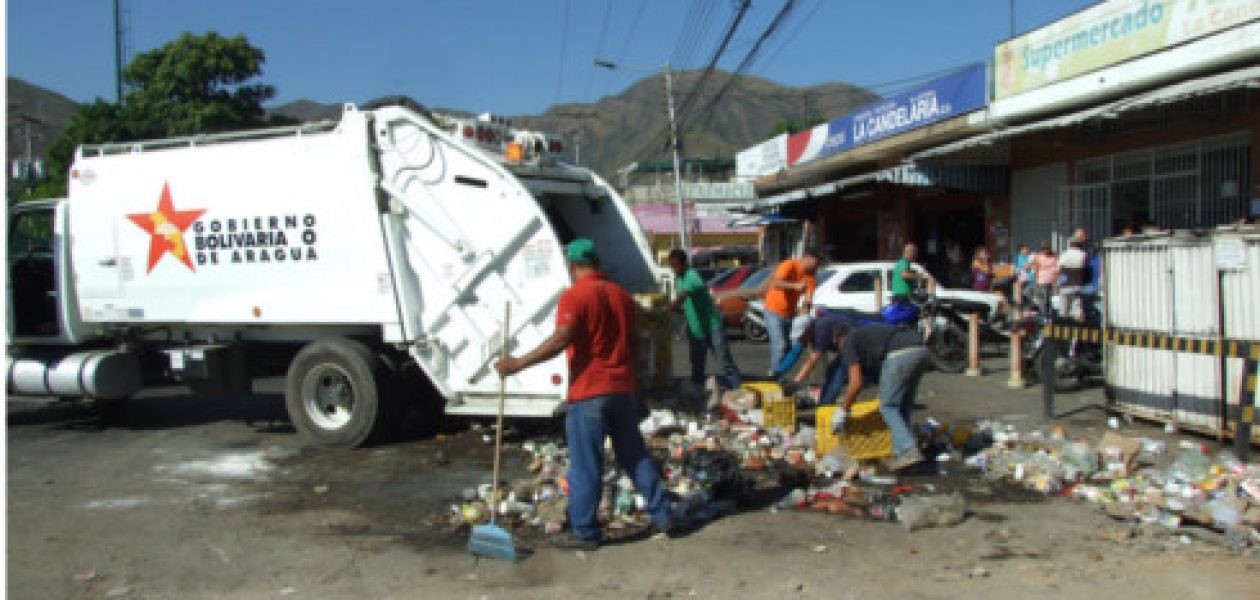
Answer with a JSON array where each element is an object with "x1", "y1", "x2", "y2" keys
[
  {"x1": 688, "y1": 326, "x2": 743, "y2": 390},
  {"x1": 772, "y1": 343, "x2": 804, "y2": 381},
  {"x1": 817, "y1": 355, "x2": 848, "y2": 405},
  {"x1": 765, "y1": 311, "x2": 792, "y2": 375},
  {"x1": 878, "y1": 347, "x2": 931, "y2": 456},
  {"x1": 565, "y1": 394, "x2": 670, "y2": 542}
]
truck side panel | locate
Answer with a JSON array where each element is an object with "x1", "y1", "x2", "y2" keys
[{"x1": 67, "y1": 112, "x2": 402, "y2": 331}]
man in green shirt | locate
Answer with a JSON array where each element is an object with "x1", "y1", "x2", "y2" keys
[
  {"x1": 669, "y1": 249, "x2": 742, "y2": 394},
  {"x1": 891, "y1": 243, "x2": 933, "y2": 298}
]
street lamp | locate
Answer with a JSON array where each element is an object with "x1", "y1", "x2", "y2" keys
[{"x1": 595, "y1": 58, "x2": 689, "y2": 253}]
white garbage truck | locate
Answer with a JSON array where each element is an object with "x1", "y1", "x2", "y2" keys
[{"x1": 6, "y1": 100, "x2": 665, "y2": 447}]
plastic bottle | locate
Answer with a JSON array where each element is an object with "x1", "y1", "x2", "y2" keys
[
  {"x1": 1168, "y1": 447, "x2": 1212, "y2": 483},
  {"x1": 1210, "y1": 501, "x2": 1241, "y2": 528},
  {"x1": 1216, "y1": 450, "x2": 1247, "y2": 475}
]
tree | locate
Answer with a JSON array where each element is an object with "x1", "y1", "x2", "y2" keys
[
  {"x1": 122, "y1": 32, "x2": 277, "y2": 137},
  {"x1": 31, "y1": 32, "x2": 286, "y2": 199},
  {"x1": 764, "y1": 115, "x2": 828, "y2": 140}
]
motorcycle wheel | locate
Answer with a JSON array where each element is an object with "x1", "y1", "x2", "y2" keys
[
  {"x1": 1032, "y1": 350, "x2": 1081, "y2": 392},
  {"x1": 743, "y1": 318, "x2": 768, "y2": 343},
  {"x1": 927, "y1": 322, "x2": 968, "y2": 374}
]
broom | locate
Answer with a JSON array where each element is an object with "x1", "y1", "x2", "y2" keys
[{"x1": 467, "y1": 302, "x2": 517, "y2": 561}]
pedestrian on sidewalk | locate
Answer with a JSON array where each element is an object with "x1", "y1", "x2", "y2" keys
[
  {"x1": 668, "y1": 249, "x2": 742, "y2": 396},
  {"x1": 1057, "y1": 235, "x2": 1090, "y2": 321},
  {"x1": 1030, "y1": 241, "x2": 1059, "y2": 314},
  {"x1": 763, "y1": 248, "x2": 821, "y2": 374},
  {"x1": 828, "y1": 322, "x2": 932, "y2": 471},
  {"x1": 496, "y1": 238, "x2": 675, "y2": 550}
]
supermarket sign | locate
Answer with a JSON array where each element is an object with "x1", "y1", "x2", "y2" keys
[{"x1": 995, "y1": 0, "x2": 1260, "y2": 100}]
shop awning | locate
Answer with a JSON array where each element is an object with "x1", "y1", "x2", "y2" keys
[
  {"x1": 749, "y1": 162, "x2": 1008, "y2": 211},
  {"x1": 913, "y1": 65, "x2": 1260, "y2": 161}
]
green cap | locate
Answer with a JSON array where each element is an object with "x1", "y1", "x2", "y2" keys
[{"x1": 565, "y1": 238, "x2": 599, "y2": 264}]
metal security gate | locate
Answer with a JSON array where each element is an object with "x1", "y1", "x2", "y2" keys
[
  {"x1": 1056, "y1": 183, "x2": 1110, "y2": 250},
  {"x1": 1067, "y1": 132, "x2": 1251, "y2": 238}
]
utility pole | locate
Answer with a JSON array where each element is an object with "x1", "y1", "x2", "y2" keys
[
  {"x1": 1010, "y1": 0, "x2": 1016, "y2": 38},
  {"x1": 663, "y1": 62, "x2": 689, "y2": 253},
  {"x1": 594, "y1": 58, "x2": 690, "y2": 252},
  {"x1": 555, "y1": 109, "x2": 596, "y2": 166},
  {"x1": 114, "y1": 0, "x2": 124, "y2": 102}
]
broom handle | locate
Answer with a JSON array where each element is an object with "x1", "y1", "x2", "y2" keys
[{"x1": 490, "y1": 302, "x2": 509, "y2": 520}]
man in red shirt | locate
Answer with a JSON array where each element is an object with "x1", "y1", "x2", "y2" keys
[{"x1": 496, "y1": 238, "x2": 675, "y2": 550}]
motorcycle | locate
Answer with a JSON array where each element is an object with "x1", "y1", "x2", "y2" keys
[
  {"x1": 910, "y1": 293, "x2": 970, "y2": 374},
  {"x1": 1019, "y1": 293, "x2": 1104, "y2": 391},
  {"x1": 743, "y1": 300, "x2": 769, "y2": 342}
]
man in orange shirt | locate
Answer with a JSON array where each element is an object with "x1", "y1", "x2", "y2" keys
[
  {"x1": 496, "y1": 238, "x2": 675, "y2": 550},
  {"x1": 763, "y1": 247, "x2": 821, "y2": 374}
]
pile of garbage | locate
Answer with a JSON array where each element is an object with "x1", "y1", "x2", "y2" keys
[
  {"x1": 964, "y1": 423, "x2": 1260, "y2": 549},
  {"x1": 449, "y1": 403, "x2": 981, "y2": 536},
  {"x1": 449, "y1": 409, "x2": 822, "y2": 536}
]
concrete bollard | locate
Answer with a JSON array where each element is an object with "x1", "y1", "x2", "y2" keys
[
  {"x1": 1007, "y1": 284, "x2": 1025, "y2": 388},
  {"x1": 874, "y1": 278, "x2": 883, "y2": 312},
  {"x1": 965, "y1": 312, "x2": 982, "y2": 377}
]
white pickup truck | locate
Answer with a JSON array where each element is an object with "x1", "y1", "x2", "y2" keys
[{"x1": 812, "y1": 261, "x2": 1003, "y2": 320}]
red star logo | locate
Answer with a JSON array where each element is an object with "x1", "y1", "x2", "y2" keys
[{"x1": 126, "y1": 182, "x2": 205, "y2": 273}]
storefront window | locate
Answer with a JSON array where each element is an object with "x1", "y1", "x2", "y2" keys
[{"x1": 1068, "y1": 132, "x2": 1251, "y2": 235}]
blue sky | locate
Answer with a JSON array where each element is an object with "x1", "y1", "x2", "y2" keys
[{"x1": 7, "y1": 0, "x2": 1098, "y2": 117}]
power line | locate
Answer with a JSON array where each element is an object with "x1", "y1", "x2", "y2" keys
[
  {"x1": 555, "y1": 0, "x2": 572, "y2": 103},
  {"x1": 627, "y1": 0, "x2": 753, "y2": 163},
  {"x1": 696, "y1": 0, "x2": 799, "y2": 127},
  {"x1": 755, "y1": 0, "x2": 825, "y2": 79},
  {"x1": 584, "y1": 0, "x2": 616, "y2": 102},
  {"x1": 599, "y1": 0, "x2": 649, "y2": 100}
]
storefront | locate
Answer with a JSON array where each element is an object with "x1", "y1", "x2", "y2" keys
[
  {"x1": 915, "y1": 0, "x2": 1260, "y2": 252},
  {"x1": 740, "y1": 63, "x2": 996, "y2": 266}
]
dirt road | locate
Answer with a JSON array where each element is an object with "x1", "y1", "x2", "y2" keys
[{"x1": 7, "y1": 339, "x2": 1258, "y2": 598}]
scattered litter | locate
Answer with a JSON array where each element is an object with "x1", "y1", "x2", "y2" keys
[
  {"x1": 84, "y1": 496, "x2": 149, "y2": 510},
  {"x1": 965, "y1": 422, "x2": 1260, "y2": 547},
  {"x1": 106, "y1": 586, "x2": 133, "y2": 598},
  {"x1": 897, "y1": 493, "x2": 966, "y2": 531},
  {"x1": 72, "y1": 571, "x2": 99, "y2": 583}
]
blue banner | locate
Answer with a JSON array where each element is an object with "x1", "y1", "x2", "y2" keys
[{"x1": 786, "y1": 62, "x2": 989, "y2": 167}]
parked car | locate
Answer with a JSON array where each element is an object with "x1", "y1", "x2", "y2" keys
[
  {"x1": 812, "y1": 261, "x2": 1002, "y2": 321},
  {"x1": 717, "y1": 266, "x2": 771, "y2": 327},
  {"x1": 717, "y1": 267, "x2": 836, "y2": 339},
  {"x1": 708, "y1": 264, "x2": 757, "y2": 295},
  {"x1": 695, "y1": 267, "x2": 721, "y2": 283}
]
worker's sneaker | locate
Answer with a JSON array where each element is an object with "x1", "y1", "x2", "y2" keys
[
  {"x1": 547, "y1": 532, "x2": 599, "y2": 551},
  {"x1": 888, "y1": 448, "x2": 926, "y2": 472}
]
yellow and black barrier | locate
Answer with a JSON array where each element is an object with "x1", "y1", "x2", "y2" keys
[
  {"x1": 1039, "y1": 324, "x2": 1258, "y2": 458},
  {"x1": 1042, "y1": 324, "x2": 1260, "y2": 361}
]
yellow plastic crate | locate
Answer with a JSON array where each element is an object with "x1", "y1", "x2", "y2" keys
[
  {"x1": 763, "y1": 399, "x2": 797, "y2": 433},
  {"x1": 741, "y1": 383, "x2": 795, "y2": 432},
  {"x1": 740, "y1": 382, "x2": 784, "y2": 405},
  {"x1": 816, "y1": 401, "x2": 892, "y2": 460}
]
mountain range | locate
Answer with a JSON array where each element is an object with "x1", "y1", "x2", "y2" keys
[{"x1": 7, "y1": 73, "x2": 877, "y2": 181}]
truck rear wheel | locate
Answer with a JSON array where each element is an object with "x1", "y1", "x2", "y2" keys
[{"x1": 285, "y1": 338, "x2": 397, "y2": 448}]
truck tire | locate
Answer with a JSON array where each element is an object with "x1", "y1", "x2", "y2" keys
[{"x1": 285, "y1": 338, "x2": 398, "y2": 448}]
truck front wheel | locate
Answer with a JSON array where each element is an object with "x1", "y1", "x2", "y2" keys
[{"x1": 285, "y1": 338, "x2": 397, "y2": 448}]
